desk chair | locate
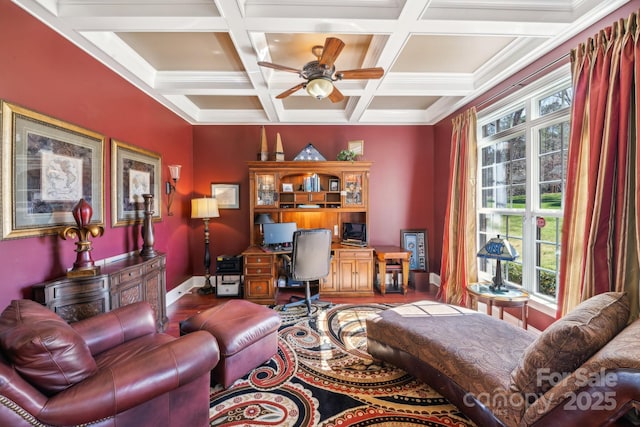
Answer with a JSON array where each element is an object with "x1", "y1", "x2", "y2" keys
[{"x1": 281, "y1": 228, "x2": 332, "y2": 314}]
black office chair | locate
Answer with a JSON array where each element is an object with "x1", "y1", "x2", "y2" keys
[{"x1": 281, "y1": 228, "x2": 333, "y2": 314}]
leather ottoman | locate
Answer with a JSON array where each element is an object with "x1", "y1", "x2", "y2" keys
[{"x1": 180, "y1": 299, "x2": 281, "y2": 388}]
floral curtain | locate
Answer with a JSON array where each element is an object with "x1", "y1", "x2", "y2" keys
[
  {"x1": 558, "y1": 10, "x2": 640, "y2": 319},
  {"x1": 438, "y1": 107, "x2": 478, "y2": 306}
]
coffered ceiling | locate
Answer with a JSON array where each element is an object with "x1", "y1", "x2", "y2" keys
[{"x1": 13, "y1": 0, "x2": 630, "y2": 125}]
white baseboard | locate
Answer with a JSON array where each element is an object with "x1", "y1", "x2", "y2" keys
[
  {"x1": 429, "y1": 272, "x2": 441, "y2": 287},
  {"x1": 166, "y1": 276, "x2": 205, "y2": 306}
]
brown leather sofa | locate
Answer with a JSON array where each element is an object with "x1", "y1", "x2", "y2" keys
[
  {"x1": 367, "y1": 293, "x2": 640, "y2": 427},
  {"x1": 0, "y1": 299, "x2": 220, "y2": 427}
]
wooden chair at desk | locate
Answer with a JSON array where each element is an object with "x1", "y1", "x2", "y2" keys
[{"x1": 281, "y1": 228, "x2": 333, "y2": 315}]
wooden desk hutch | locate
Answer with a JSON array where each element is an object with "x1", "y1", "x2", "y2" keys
[{"x1": 244, "y1": 161, "x2": 374, "y2": 304}]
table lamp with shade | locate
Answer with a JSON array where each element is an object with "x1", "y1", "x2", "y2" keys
[
  {"x1": 254, "y1": 213, "x2": 274, "y2": 245},
  {"x1": 476, "y1": 235, "x2": 519, "y2": 293},
  {"x1": 191, "y1": 197, "x2": 220, "y2": 295}
]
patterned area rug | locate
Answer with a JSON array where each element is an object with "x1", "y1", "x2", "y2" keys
[{"x1": 209, "y1": 303, "x2": 475, "y2": 426}]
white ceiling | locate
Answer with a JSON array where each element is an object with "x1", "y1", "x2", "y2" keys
[{"x1": 13, "y1": 0, "x2": 630, "y2": 125}]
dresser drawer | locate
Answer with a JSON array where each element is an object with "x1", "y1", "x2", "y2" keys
[
  {"x1": 33, "y1": 275, "x2": 109, "y2": 303},
  {"x1": 144, "y1": 257, "x2": 165, "y2": 273},
  {"x1": 113, "y1": 265, "x2": 144, "y2": 284}
]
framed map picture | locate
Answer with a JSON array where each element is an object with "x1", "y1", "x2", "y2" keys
[
  {"x1": 1, "y1": 101, "x2": 105, "y2": 239},
  {"x1": 111, "y1": 140, "x2": 161, "y2": 226}
]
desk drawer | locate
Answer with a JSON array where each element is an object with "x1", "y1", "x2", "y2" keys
[
  {"x1": 245, "y1": 265, "x2": 273, "y2": 276},
  {"x1": 340, "y1": 250, "x2": 372, "y2": 259},
  {"x1": 245, "y1": 278, "x2": 271, "y2": 298},
  {"x1": 245, "y1": 255, "x2": 272, "y2": 266}
]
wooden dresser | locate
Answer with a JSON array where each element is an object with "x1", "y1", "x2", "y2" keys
[{"x1": 32, "y1": 253, "x2": 167, "y2": 331}]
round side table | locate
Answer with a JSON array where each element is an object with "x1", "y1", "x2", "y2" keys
[{"x1": 467, "y1": 283, "x2": 530, "y2": 329}]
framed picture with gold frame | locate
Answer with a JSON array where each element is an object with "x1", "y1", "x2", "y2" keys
[
  {"x1": 1, "y1": 101, "x2": 105, "y2": 239},
  {"x1": 111, "y1": 140, "x2": 162, "y2": 226},
  {"x1": 348, "y1": 140, "x2": 364, "y2": 156}
]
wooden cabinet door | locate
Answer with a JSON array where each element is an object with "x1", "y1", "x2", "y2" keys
[
  {"x1": 342, "y1": 172, "x2": 366, "y2": 208},
  {"x1": 255, "y1": 173, "x2": 277, "y2": 207},
  {"x1": 110, "y1": 264, "x2": 145, "y2": 310},
  {"x1": 245, "y1": 277, "x2": 273, "y2": 299},
  {"x1": 32, "y1": 275, "x2": 110, "y2": 323},
  {"x1": 338, "y1": 258, "x2": 356, "y2": 292},
  {"x1": 354, "y1": 258, "x2": 373, "y2": 292},
  {"x1": 143, "y1": 256, "x2": 167, "y2": 331},
  {"x1": 320, "y1": 258, "x2": 338, "y2": 293}
]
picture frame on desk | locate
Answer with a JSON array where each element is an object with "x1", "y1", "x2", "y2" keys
[
  {"x1": 400, "y1": 229, "x2": 428, "y2": 271},
  {"x1": 1, "y1": 101, "x2": 105, "y2": 239},
  {"x1": 329, "y1": 178, "x2": 339, "y2": 192},
  {"x1": 282, "y1": 183, "x2": 293, "y2": 192},
  {"x1": 211, "y1": 183, "x2": 240, "y2": 209},
  {"x1": 111, "y1": 140, "x2": 161, "y2": 226}
]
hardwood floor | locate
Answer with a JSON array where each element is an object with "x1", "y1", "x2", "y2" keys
[{"x1": 165, "y1": 284, "x2": 439, "y2": 337}]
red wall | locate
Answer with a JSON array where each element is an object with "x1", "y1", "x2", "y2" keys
[
  {"x1": 191, "y1": 125, "x2": 437, "y2": 275},
  {"x1": 0, "y1": 2, "x2": 193, "y2": 310},
  {"x1": 1, "y1": 0, "x2": 636, "y2": 316}
]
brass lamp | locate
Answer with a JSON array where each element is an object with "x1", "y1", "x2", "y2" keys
[
  {"x1": 191, "y1": 197, "x2": 220, "y2": 295},
  {"x1": 477, "y1": 235, "x2": 519, "y2": 293},
  {"x1": 166, "y1": 164, "x2": 181, "y2": 216}
]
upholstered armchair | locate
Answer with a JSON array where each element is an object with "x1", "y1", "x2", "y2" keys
[{"x1": 0, "y1": 299, "x2": 219, "y2": 427}]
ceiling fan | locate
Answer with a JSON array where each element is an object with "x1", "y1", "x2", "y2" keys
[{"x1": 257, "y1": 37, "x2": 384, "y2": 103}]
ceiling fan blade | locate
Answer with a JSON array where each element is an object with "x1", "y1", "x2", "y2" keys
[
  {"x1": 319, "y1": 37, "x2": 345, "y2": 69},
  {"x1": 276, "y1": 83, "x2": 305, "y2": 99},
  {"x1": 328, "y1": 86, "x2": 344, "y2": 103},
  {"x1": 336, "y1": 67, "x2": 384, "y2": 80},
  {"x1": 258, "y1": 61, "x2": 302, "y2": 74}
]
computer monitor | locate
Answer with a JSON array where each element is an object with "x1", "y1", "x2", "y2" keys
[
  {"x1": 342, "y1": 222, "x2": 367, "y2": 243},
  {"x1": 263, "y1": 222, "x2": 297, "y2": 246}
]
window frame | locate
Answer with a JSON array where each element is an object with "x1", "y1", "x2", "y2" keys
[{"x1": 476, "y1": 65, "x2": 572, "y2": 308}]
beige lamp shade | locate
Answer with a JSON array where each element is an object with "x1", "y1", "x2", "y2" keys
[{"x1": 191, "y1": 197, "x2": 220, "y2": 219}]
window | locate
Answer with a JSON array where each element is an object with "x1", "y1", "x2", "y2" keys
[{"x1": 477, "y1": 67, "x2": 572, "y2": 305}]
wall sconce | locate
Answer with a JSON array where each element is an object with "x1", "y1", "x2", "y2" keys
[{"x1": 166, "y1": 164, "x2": 181, "y2": 216}]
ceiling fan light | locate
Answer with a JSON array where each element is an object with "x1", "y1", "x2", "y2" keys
[{"x1": 306, "y1": 78, "x2": 333, "y2": 99}]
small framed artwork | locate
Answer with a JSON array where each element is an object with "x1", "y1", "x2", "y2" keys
[
  {"x1": 329, "y1": 178, "x2": 339, "y2": 192},
  {"x1": 1, "y1": 101, "x2": 105, "y2": 239},
  {"x1": 211, "y1": 183, "x2": 240, "y2": 209},
  {"x1": 348, "y1": 140, "x2": 364, "y2": 156},
  {"x1": 111, "y1": 140, "x2": 162, "y2": 226},
  {"x1": 400, "y1": 229, "x2": 429, "y2": 271},
  {"x1": 282, "y1": 183, "x2": 294, "y2": 192}
]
